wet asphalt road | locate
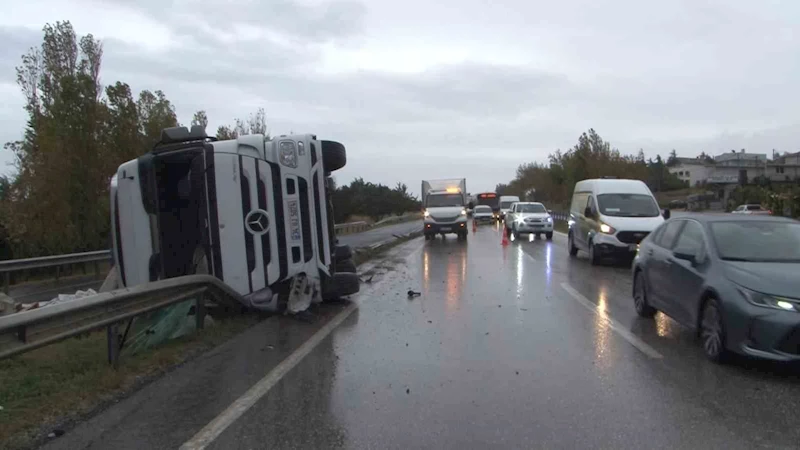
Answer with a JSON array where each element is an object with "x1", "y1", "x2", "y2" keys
[
  {"x1": 43, "y1": 221, "x2": 800, "y2": 450},
  {"x1": 8, "y1": 220, "x2": 423, "y2": 305}
]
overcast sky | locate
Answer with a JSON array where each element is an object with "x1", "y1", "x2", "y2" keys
[{"x1": 1, "y1": 0, "x2": 799, "y2": 194}]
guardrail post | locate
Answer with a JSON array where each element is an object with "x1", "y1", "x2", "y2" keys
[
  {"x1": 94, "y1": 261, "x2": 100, "y2": 279},
  {"x1": 55, "y1": 265, "x2": 60, "y2": 282},
  {"x1": 3, "y1": 272, "x2": 8, "y2": 294},
  {"x1": 107, "y1": 323, "x2": 120, "y2": 369},
  {"x1": 195, "y1": 294, "x2": 206, "y2": 330}
]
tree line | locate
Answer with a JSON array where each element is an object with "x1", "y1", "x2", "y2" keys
[
  {"x1": 331, "y1": 178, "x2": 421, "y2": 223},
  {"x1": 495, "y1": 129, "x2": 686, "y2": 208},
  {"x1": 0, "y1": 21, "x2": 339, "y2": 260}
]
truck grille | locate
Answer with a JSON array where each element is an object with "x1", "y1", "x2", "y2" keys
[
  {"x1": 525, "y1": 218, "x2": 544, "y2": 223},
  {"x1": 616, "y1": 231, "x2": 650, "y2": 244}
]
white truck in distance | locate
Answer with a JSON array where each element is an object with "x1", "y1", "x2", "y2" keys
[{"x1": 422, "y1": 178, "x2": 468, "y2": 240}]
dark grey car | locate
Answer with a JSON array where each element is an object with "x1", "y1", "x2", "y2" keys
[{"x1": 631, "y1": 214, "x2": 800, "y2": 363}]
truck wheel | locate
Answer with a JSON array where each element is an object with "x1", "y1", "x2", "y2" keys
[
  {"x1": 323, "y1": 272, "x2": 360, "y2": 301},
  {"x1": 322, "y1": 140, "x2": 346, "y2": 172},
  {"x1": 334, "y1": 244, "x2": 352, "y2": 262},
  {"x1": 546, "y1": 232, "x2": 553, "y2": 240},
  {"x1": 337, "y1": 258, "x2": 357, "y2": 273}
]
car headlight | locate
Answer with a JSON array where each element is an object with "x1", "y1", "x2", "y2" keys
[
  {"x1": 279, "y1": 141, "x2": 298, "y2": 168},
  {"x1": 546, "y1": 216, "x2": 553, "y2": 223},
  {"x1": 461, "y1": 209, "x2": 467, "y2": 216},
  {"x1": 737, "y1": 286, "x2": 798, "y2": 312},
  {"x1": 599, "y1": 223, "x2": 616, "y2": 234},
  {"x1": 424, "y1": 210, "x2": 430, "y2": 218}
]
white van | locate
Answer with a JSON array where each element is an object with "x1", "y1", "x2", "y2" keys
[
  {"x1": 499, "y1": 195, "x2": 520, "y2": 220},
  {"x1": 110, "y1": 126, "x2": 359, "y2": 313},
  {"x1": 567, "y1": 178, "x2": 669, "y2": 265}
]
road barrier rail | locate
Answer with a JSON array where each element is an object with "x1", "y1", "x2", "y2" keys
[{"x1": 0, "y1": 274, "x2": 243, "y2": 367}]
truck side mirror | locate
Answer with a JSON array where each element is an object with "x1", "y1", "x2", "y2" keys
[
  {"x1": 663, "y1": 208, "x2": 671, "y2": 220},
  {"x1": 584, "y1": 206, "x2": 593, "y2": 218}
]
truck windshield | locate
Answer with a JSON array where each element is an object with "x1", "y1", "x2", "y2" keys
[
  {"x1": 427, "y1": 194, "x2": 464, "y2": 208},
  {"x1": 500, "y1": 201, "x2": 515, "y2": 209},
  {"x1": 597, "y1": 194, "x2": 659, "y2": 217}
]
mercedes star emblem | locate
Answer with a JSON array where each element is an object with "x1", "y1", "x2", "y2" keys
[{"x1": 245, "y1": 209, "x2": 270, "y2": 235}]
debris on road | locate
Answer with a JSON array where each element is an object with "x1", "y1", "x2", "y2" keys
[
  {"x1": 407, "y1": 290, "x2": 421, "y2": 298},
  {"x1": 16, "y1": 289, "x2": 99, "y2": 313}
]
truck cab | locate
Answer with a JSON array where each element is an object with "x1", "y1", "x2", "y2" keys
[
  {"x1": 110, "y1": 126, "x2": 359, "y2": 313},
  {"x1": 422, "y1": 179, "x2": 468, "y2": 240}
]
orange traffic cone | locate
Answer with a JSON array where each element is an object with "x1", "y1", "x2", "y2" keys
[{"x1": 501, "y1": 227, "x2": 510, "y2": 246}]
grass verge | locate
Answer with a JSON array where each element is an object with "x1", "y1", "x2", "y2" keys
[
  {"x1": 0, "y1": 313, "x2": 261, "y2": 450},
  {"x1": 554, "y1": 221, "x2": 569, "y2": 234}
]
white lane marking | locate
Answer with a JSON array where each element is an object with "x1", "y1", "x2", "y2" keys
[
  {"x1": 179, "y1": 301, "x2": 358, "y2": 450},
  {"x1": 560, "y1": 282, "x2": 663, "y2": 359}
]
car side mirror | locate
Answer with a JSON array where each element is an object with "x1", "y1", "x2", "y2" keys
[
  {"x1": 673, "y1": 250, "x2": 695, "y2": 265},
  {"x1": 547, "y1": 209, "x2": 553, "y2": 214},
  {"x1": 584, "y1": 206, "x2": 592, "y2": 218},
  {"x1": 662, "y1": 208, "x2": 671, "y2": 220}
]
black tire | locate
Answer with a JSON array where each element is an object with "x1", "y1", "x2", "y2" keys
[
  {"x1": 506, "y1": 227, "x2": 512, "y2": 238},
  {"x1": 568, "y1": 232, "x2": 579, "y2": 256},
  {"x1": 700, "y1": 297, "x2": 728, "y2": 363},
  {"x1": 589, "y1": 240, "x2": 601, "y2": 265},
  {"x1": 633, "y1": 271, "x2": 657, "y2": 318},
  {"x1": 337, "y1": 258, "x2": 357, "y2": 273},
  {"x1": 334, "y1": 244, "x2": 352, "y2": 262},
  {"x1": 546, "y1": 232, "x2": 553, "y2": 240},
  {"x1": 513, "y1": 227, "x2": 520, "y2": 239},
  {"x1": 323, "y1": 272, "x2": 360, "y2": 301},
  {"x1": 321, "y1": 140, "x2": 346, "y2": 172}
]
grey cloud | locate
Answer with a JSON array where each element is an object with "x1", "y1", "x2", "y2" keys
[{"x1": 106, "y1": 0, "x2": 366, "y2": 43}]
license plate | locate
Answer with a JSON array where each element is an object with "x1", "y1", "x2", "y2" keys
[
  {"x1": 628, "y1": 244, "x2": 637, "y2": 251},
  {"x1": 440, "y1": 227, "x2": 451, "y2": 232},
  {"x1": 288, "y1": 200, "x2": 301, "y2": 241}
]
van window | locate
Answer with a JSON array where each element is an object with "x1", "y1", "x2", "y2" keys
[
  {"x1": 597, "y1": 193, "x2": 659, "y2": 217},
  {"x1": 500, "y1": 201, "x2": 515, "y2": 209}
]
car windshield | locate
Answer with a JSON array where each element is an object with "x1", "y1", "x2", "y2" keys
[
  {"x1": 746, "y1": 205, "x2": 763, "y2": 211},
  {"x1": 426, "y1": 193, "x2": 464, "y2": 208},
  {"x1": 516, "y1": 204, "x2": 546, "y2": 213},
  {"x1": 710, "y1": 221, "x2": 800, "y2": 262},
  {"x1": 596, "y1": 193, "x2": 660, "y2": 217},
  {"x1": 474, "y1": 206, "x2": 492, "y2": 213},
  {"x1": 500, "y1": 201, "x2": 515, "y2": 209}
]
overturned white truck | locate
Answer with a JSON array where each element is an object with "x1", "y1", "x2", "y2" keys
[{"x1": 110, "y1": 126, "x2": 359, "y2": 313}]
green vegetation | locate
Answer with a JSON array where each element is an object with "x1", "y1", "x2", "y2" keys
[
  {"x1": 332, "y1": 178, "x2": 421, "y2": 223},
  {"x1": 495, "y1": 129, "x2": 685, "y2": 208}
]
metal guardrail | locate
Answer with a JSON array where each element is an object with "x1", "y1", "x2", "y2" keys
[
  {"x1": 334, "y1": 221, "x2": 369, "y2": 235},
  {"x1": 0, "y1": 274, "x2": 243, "y2": 367},
  {"x1": 1, "y1": 250, "x2": 112, "y2": 294}
]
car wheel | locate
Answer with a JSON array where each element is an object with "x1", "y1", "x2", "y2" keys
[
  {"x1": 568, "y1": 232, "x2": 579, "y2": 256},
  {"x1": 589, "y1": 240, "x2": 600, "y2": 265},
  {"x1": 700, "y1": 297, "x2": 728, "y2": 363},
  {"x1": 512, "y1": 226, "x2": 520, "y2": 239},
  {"x1": 633, "y1": 271, "x2": 657, "y2": 318},
  {"x1": 546, "y1": 232, "x2": 553, "y2": 240},
  {"x1": 506, "y1": 227, "x2": 512, "y2": 238}
]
